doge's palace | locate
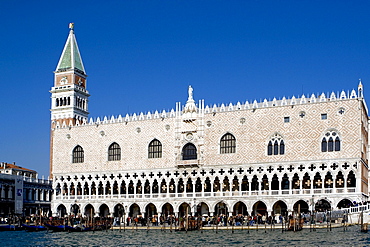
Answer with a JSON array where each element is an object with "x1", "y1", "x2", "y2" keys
[{"x1": 50, "y1": 24, "x2": 369, "y2": 219}]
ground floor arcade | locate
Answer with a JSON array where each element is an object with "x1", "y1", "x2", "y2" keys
[{"x1": 53, "y1": 195, "x2": 357, "y2": 220}]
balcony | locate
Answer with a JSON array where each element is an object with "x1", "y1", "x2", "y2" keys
[{"x1": 53, "y1": 187, "x2": 358, "y2": 201}]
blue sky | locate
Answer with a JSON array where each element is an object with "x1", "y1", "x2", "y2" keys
[{"x1": 1, "y1": 1, "x2": 370, "y2": 177}]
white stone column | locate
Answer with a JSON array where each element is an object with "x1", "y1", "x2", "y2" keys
[
  {"x1": 68, "y1": 186, "x2": 71, "y2": 200},
  {"x1": 238, "y1": 177, "x2": 242, "y2": 195},
  {"x1": 81, "y1": 184, "x2": 85, "y2": 199},
  {"x1": 258, "y1": 177, "x2": 262, "y2": 195},
  {"x1": 192, "y1": 181, "x2": 195, "y2": 197},
  {"x1": 89, "y1": 183, "x2": 92, "y2": 199},
  {"x1": 111, "y1": 182, "x2": 114, "y2": 198},
  {"x1": 332, "y1": 174, "x2": 337, "y2": 191},
  {"x1": 211, "y1": 179, "x2": 214, "y2": 195}
]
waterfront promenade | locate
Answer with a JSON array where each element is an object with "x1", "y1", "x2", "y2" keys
[{"x1": 110, "y1": 222, "x2": 350, "y2": 231}]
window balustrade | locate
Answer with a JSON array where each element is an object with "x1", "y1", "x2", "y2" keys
[{"x1": 55, "y1": 181, "x2": 357, "y2": 200}]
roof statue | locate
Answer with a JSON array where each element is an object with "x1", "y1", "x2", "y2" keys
[
  {"x1": 183, "y1": 85, "x2": 198, "y2": 121},
  {"x1": 188, "y1": 85, "x2": 194, "y2": 101}
]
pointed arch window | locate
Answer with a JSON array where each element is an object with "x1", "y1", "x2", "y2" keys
[
  {"x1": 335, "y1": 137, "x2": 340, "y2": 151},
  {"x1": 273, "y1": 141, "x2": 279, "y2": 155},
  {"x1": 108, "y1": 142, "x2": 121, "y2": 161},
  {"x1": 321, "y1": 130, "x2": 341, "y2": 152},
  {"x1": 267, "y1": 133, "x2": 285, "y2": 156},
  {"x1": 72, "y1": 145, "x2": 84, "y2": 163},
  {"x1": 182, "y1": 143, "x2": 197, "y2": 160},
  {"x1": 328, "y1": 137, "x2": 334, "y2": 152},
  {"x1": 280, "y1": 140, "x2": 285, "y2": 155},
  {"x1": 267, "y1": 142, "x2": 273, "y2": 155},
  {"x1": 148, "y1": 139, "x2": 162, "y2": 158},
  {"x1": 220, "y1": 133, "x2": 236, "y2": 154}
]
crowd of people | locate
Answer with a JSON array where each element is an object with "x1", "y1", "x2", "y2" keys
[{"x1": 111, "y1": 214, "x2": 292, "y2": 228}]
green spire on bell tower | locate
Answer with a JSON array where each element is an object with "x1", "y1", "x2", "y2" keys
[{"x1": 56, "y1": 23, "x2": 85, "y2": 74}]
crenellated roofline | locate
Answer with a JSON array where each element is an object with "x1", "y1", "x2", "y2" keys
[{"x1": 52, "y1": 88, "x2": 364, "y2": 129}]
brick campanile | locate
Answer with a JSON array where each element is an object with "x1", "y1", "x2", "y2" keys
[{"x1": 50, "y1": 23, "x2": 90, "y2": 177}]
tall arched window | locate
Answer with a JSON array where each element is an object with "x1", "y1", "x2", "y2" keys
[
  {"x1": 321, "y1": 130, "x2": 341, "y2": 152},
  {"x1": 267, "y1": 133, "x2": 285, "y2": 156},
  {"x1": 108, "y1": 142, "x2": 121, "y2": 161},
  {"x1": 148, "y1": 139, "x2": 162, "y2": 158},
  {"x1": 335, "y1": 137, "x2": 340, "y2": 151},
  {"x1": 72, "y1": 145, "x2": 84, "y2": 163},
  {"x1": 182, "y1": 143, "x2": 197, "y2": 160},
  {"x1": 220, "y1": 133, "x2": 236, "y2": 154}
]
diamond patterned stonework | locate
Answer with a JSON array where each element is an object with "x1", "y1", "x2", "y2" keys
[{"x1": 50, "y1": 26, "x2": 369, "y2": 218}]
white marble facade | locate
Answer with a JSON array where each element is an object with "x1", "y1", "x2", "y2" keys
[
  {"x1": 50, "y1": 25, "x2": 369, "y2": 219},
  {"x1": 51, "y1": 85, "x2": 369, "y2": 218}
]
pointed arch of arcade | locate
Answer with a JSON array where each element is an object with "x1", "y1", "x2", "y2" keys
[
  {"x1": 128, "y1": 203, "x2": 141, "y2": 218},
  {"x1": 84, "y1": 204, "x2": 95, "y2": 218},
  {"x1": 232, "y1": 201, "x2": 247, "y2": 216},
  {"x1": 293, "y1": 200, "x2": 309, "y2": 213},
  {"x1": 99, "y1": 204, "x2": 110, "y2": 217},
  {"x1": 70, "y1": 203, "x2": 80, "y2": 216},
  {"x1": 337, "y1": 198, "x2": 353, "y2": 209},
  {"x1": 56, "y1": 204, "x2": 67, "y2": 217},
  {"x1": 315, "y1": 199, "x2": 331, "y2": 212},
  {"x1": 214, "y1": 201, "x2": 228, "y2": 216},
  {"x1": 113, "y1": 203, "x2": 125, "y2": 217},
  {"x1": 178, "y1": 202, "x2": 191, "y2": 217},
  {"x1": 252, "y1": 201, "x2": 267, "y2": 216},
  {"x1": 161, "y1": 202, "x2": 174, "y2": 216},
  {"x1": 198, "y1": 202, "x2": 210, "y2": 216},
  {"x1": 272, "y1": 200, "x2": 288, "y2": 215},
  {"x1": 144, "y1": 203, "x2": 158, "y2": 219}
]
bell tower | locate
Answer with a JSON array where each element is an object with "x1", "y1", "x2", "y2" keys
[{"x1": 50, "y1": 23, "x2": 89, "y2": 128}]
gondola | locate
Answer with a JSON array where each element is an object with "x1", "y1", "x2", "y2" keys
[
  {"x1": 44, "y1": 223, "x2": 67, "y2": 232},
  {"x1": 0, "y1": 224, "x2": 23, "y2": 231},
  {"x1": 22, "y1": 224, "x2": 47, "y2": 232},
  {"x1": 45, "y1": 223, "x2": 93, "y2": 232}
]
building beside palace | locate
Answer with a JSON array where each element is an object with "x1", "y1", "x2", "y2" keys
[
  {"x1": 50, "y1": 24, "x2": 369, "y2": 219},
  {"x1": 0, "y1": 162, "x2": 52, "y2": 217}
]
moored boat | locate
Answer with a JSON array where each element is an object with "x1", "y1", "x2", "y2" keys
[
  {"x1": 45, "y1": 223, "x2": 93, "y2": 232},
  {"x1": 44, "y1": 223, "x2": 67, "y2": 232},
  {"x1": 22, "y1": 224, "x2": 47, "y2": 232},
  {"x1": 0, "y1": 224, "x2": 23, "y2": 231}
]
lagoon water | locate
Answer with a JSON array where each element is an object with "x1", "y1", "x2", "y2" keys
[{"x1": 1, "y1": 226, "x2": 369, "y2": 247}]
